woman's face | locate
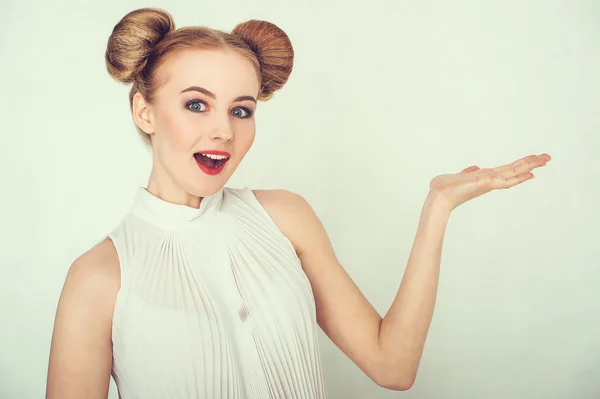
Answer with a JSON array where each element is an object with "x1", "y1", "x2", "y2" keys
[{"x1": 134, "y1": 48, "x2": 260, "y2": 203}]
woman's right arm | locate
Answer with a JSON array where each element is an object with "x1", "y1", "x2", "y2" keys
[{"x1": 46, "y1": 238, "x2": 120, "y2": 399}]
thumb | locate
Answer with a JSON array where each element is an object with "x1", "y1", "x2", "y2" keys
[{"x1": 459, "y1": 165, "x2": 480, "y2": 174}]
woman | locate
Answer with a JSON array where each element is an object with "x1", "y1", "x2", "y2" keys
[{"x1": 46, "y1": 7, "x2": 551, "y2": 399}]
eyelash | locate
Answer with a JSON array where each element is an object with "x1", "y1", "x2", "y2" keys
[{"x1": 185, "y1": 99, "x2": 254, "y2": 119}]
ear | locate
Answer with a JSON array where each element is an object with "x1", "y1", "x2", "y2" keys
[{"x1": 132, "y1": 92, "x2": 155, "y2": 135}]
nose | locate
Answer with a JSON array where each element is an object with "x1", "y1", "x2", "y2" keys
[{"x1": 209, "y1": 117, "x2": 233, "y2": 142}]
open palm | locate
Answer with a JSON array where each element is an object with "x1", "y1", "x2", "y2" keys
[{"x1": 430, "y1": 153, "x2": 551, "y2": 211}]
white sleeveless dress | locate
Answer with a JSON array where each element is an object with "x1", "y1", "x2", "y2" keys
[{"x1": 107, "y1": 187, "x2": 328, "y2": 399}]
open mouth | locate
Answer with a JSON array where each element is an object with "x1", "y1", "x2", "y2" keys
[
  {"x1": 194, "y1": 151, "x2": 230, "y2": 175},
  {"x1": 194, "y1": 153, "x2": 229, "y2": 168}
]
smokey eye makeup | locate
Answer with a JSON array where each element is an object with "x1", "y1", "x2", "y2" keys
[{"x1": 184, "y1": 98, "x2": 254, "y2": 119}]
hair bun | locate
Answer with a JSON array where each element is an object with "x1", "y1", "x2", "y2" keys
[
  {"x1": 105, "y1": 8, "x2": 175, "y2": 84},
  {"x1": 232, "y1": 20, "x2": 294, "y2": 100}
]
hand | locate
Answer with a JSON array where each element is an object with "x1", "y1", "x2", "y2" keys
[{"x1": 428, "y1": 153, "x2": 551, "y2": 212}]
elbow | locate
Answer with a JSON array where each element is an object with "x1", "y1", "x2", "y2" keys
[
  {"x1": 369, "y1": 356, "x2": 418, "y2": 391},
  {"x1": 377, "y1": 377, "x2": 415, "y2": 392},
  {"x1": 372, "y1": 369, "x2": 416, "y2": 391}
]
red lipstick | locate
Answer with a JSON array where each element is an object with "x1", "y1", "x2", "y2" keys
[{"x1": 194, "y1": 150, "x2": 231, "y2": 176}]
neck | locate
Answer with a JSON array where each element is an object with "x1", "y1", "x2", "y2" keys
[{"x1": 146, "y1": 165, "x2": 202, "y2": 209}]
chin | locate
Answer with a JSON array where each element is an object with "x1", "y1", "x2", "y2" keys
[
  {"x1": 188, "y1": 166, "x2": 236, "y2": 198},
  {"x1": 188, "y1": 156, "x2": 239, "y2": 197}
]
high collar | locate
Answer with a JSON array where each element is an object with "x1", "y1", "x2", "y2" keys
[{"x1": 130, "y1": 187, "x2": 224, "y2": 229}]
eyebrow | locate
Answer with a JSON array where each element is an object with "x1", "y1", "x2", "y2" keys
[{"x1": 180, "y1": 86, "x2": 256, "y2": 103}]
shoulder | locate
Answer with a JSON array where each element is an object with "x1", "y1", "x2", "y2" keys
[
  {"x1": 252, "y1": 189, "x2": 311, "y2": 216},
  {"x1": 252, "y1": 189, "x2": 326, "y2": 256},
  {"x1": 62, "y1": 238, "x2": 121, "y2": 309}
]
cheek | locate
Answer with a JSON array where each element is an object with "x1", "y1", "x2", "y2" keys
[
  {"x1": 234, "y1": 121, "x2": 256, "y2": 155},
  {"x1": 157, "y1": 109, "x2": 198, "y2": 151}
]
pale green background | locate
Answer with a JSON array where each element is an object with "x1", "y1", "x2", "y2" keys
[{"x1": 1, "y1": 0, "x2": 598, "y2": 398}]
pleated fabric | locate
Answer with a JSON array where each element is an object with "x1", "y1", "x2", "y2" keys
[{"x1": 108, "y1": 187, "x2": 328, "y2": 399}]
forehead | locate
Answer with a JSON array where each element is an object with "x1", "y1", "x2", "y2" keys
[{"x1": 158, "y1": 48, "x2": 260, "y2": 98}]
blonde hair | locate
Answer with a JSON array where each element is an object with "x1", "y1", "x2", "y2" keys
[{"x1": 105, "y1": 8, "x2": 294, "y2": 145}]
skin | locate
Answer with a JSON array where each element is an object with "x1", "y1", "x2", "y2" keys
[
  {"x1": 139, "y1": 48, "x2": 260, "y2": 207},
  {"x1": 46, "y1": 46, "x2": 551, "y2": 398}
]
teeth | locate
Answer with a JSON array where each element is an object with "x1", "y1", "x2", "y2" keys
[{"x1": 202, "y1": 153, "x2": 228, "y2": 160}]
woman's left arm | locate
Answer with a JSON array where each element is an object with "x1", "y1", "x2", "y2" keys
[{"x1": 255, "y1": 153, "x2": 550, "y2": 391}]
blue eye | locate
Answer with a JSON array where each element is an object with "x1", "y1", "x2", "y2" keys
[
  {"x1": 186, "y1": 100, "x2": 207, "y2": 113},
  {"x1": 231, "y1": 107, "x2": 253, "y2": 119}
]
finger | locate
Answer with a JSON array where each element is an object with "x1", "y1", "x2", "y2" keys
[
  {"x1": 495, "y1": 154, "x2": 549, "y2": 176},
  {"x1": 459, "y1": 165, "x2": 480, "y2": 174},
  {"x1": 491, "y1": 171, "x2": 535, "y2": 189},
  {"x1": 494, "y1": 155, "x2": 537, "y2": 173}
]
